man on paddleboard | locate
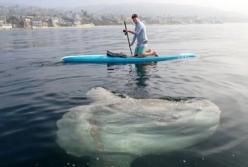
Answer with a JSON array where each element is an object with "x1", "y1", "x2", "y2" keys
[{"x1": 124, "y1": 14, "x2": 157, "y2": 57}]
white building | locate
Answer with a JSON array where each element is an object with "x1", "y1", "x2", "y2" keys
[{"x1": 0, "y1": 24, "x2": 13, "y2": 29}]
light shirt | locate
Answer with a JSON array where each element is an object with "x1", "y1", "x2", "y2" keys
[{"x1": 131, "y1": 21, "x2": 148, "y2": 47}]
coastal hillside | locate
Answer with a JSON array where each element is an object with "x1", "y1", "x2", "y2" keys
[{"x1": 0, "y1": 2, "x2": 248, "y2": 28}]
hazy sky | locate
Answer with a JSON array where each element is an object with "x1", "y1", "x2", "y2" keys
[{"x1": 1, "y1": 0, "x2": 248, "y2": 15}]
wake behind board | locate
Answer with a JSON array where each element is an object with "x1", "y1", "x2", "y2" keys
[{"x1": 62, "y1": 53, "x2": 196, "y2": 64}]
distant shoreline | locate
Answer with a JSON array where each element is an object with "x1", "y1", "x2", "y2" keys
[
  {"x1": 0, "y1": 24, "x2": 95, "y2": 31},
  {"x1": 1, "y1": 22, "x2": 248, "y2": 31}
]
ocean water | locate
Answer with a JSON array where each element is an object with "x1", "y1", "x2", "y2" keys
[{"x1": 0, "y1": 24, "x2": 248, "y2": 167}]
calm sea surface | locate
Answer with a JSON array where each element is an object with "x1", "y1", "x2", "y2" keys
[{"x1": 0, "y1": 24, "x2": 248, "y2": 167}]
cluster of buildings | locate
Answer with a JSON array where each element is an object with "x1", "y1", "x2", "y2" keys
[
  {"x1": 0, "y1": 15, "x2": 94, "y2": 29},
  {"x1": 0, "y1": 14, "x2": 223, "y2": 30},
  {"x1": 0, "y1": 16, "x2": 12, "y2": 29}
]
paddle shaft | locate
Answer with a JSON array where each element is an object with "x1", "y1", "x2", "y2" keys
[{"x1": 124, "y1": 21, "x2": 133, "y2": 56}]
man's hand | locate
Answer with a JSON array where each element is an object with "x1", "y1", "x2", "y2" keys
[{"x1": 123, "y1": 29, "x2": 128, "y2": 35}]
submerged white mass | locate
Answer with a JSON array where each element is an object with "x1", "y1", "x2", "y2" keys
[{"x1": 56, "y1": 87, "x2": 221, "y2": 167}]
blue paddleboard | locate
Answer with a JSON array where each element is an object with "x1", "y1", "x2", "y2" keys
[{"x1": 62, "y1": 53, "x2": 196, "y2": 64}]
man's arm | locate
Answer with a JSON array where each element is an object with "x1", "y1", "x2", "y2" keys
[
  {"x1": 130, "y1": 34, "x2": 136, "y2": 46},
  {"x1": 124, "y1": 28, "x2": 142, "y2": 35},
  {"x1": 123, "y1": 30, "x2": 136, "y2": 46},
  {"x1": 123, "y1": 24, "x2": 142, "y2": 46},
  {"x1": 131, "y1": 23, "x2": 143, "y2": 35},
  {"x1": 123, "y1": 29, "x2": 135, "y2": 34},
  {"x1": 129, "y1": 26, "x2": 142, "y2": 46},
  {"x1": 127, "y1": 30, "x2": 135, "y2": 35},
  {"x1": 124, "y1": 23, "x2": 142, "y2": 35}
]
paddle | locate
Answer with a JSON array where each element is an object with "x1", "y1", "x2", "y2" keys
[{"x1": 123, "y1": 21, "x2": 133, "y2": 56}]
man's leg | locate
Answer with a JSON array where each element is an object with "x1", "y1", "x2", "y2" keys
[
  {"x1": 134, "y1": 47, "x2": 139, "y2": 57},
  {"x1": 135, "y1": 46, "x2": 158, "y2": 57},
  {"x1": 142, "y1": 49, "x2": 158, "y2": 57},
  {"x1": 136, "y1": 46, "x2": 146, "y2": 57}
]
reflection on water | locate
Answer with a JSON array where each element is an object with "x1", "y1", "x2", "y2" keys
[
  {"x1": 135, "y1": 63, "x2": 157, "y2": 87},
  {"x1": 107, "y1": 63, "x2": 158, "y2": 97}
]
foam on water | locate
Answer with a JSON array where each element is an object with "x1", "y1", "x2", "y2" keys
[{"x1": 56, "y1": 87, "x2": 221, "y2": 167}]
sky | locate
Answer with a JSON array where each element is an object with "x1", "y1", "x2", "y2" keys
[{"x1": 1, "y1": 0, "x2": 248, "y2": 15}]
